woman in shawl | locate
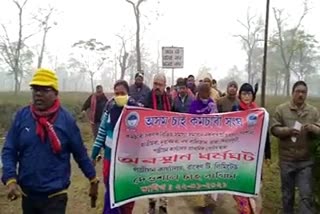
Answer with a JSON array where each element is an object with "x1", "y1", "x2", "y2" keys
[{"x1": 189, "y1": 83, "x2": 218, "y2": 214}]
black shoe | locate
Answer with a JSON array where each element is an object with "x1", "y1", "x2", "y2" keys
[
  {"x1": 159, "y1": 206, "x2": 168, "y2": 214},
  {"x1": 148, "y1": 202, "x2": 156, "y2": 214}
]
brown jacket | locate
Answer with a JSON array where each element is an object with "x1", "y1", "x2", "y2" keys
[
  {"x1": 271, "y1": 101, "x2": 320, "y2": 161},
  {"x1": 217, "y1": 96, "x2": 239, "y2": 113}
]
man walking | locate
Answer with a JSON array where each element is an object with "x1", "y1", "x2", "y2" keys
[
  {"x1": 1, "y1": 68, "x2": 98, "y2": 214},
  {"x1": 271, "y1": 81, "x2": 319, "y2": 214},
  {"x1": 82, "y1": 85, "x2": 108, "y2": 138},
  {"x1": 129, "y1": 72, "x2": 151, "y2": 106},
  {"x1": 186, "y1": 74, "x2": 197, "y2": 95},
  {"x1": 172, "y1": 78, "x2": 194, "y2": 113},
  {"x1": 143, "y1": 73, "x2": 171, "y2": 214}
]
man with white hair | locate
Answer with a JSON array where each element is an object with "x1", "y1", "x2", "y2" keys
[
  {"x1": 142, "y1": 73, "x2": 170, "y2": 214},
  {"x1": 142, "y1": 73, "x2": 171, "y2": 111}
]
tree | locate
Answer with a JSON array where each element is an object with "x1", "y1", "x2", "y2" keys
[
  {"x1": 0, "y1": 0, "x2": 34, "y2": 94},
  {"x1": 116, "y1": 35, "x2": 130, "y2": 80},
  {"x1": 235, "y1": 9, "x2": 264, "y2": 84},
  {"x1": 34, "y1": 6, "x2": 57, "y2": 68},
  {"x1": 266, "y1": 46, "x2": 285, "y2": 96},
  {"x1": 290, "y1": 31, "x2": 320, "y2": 80},
  {"x1": 272, "y1": 0, "x2": 309, "y2": 96},
  {"x1": 218, "y1": 66, "x2": 245, "y2": 91},
  {"x1": 196, "y1": 65, "x2": 212, "y2": 81},
  {"x1": 67, "y1": 57, "x2": 86, "y2": 91},
  {"x1": 125, "y1": 0, "x2": 147, "y2": 73},
  {"x1": 72, "y1": 39, "x2": 111, "y2": 92}
]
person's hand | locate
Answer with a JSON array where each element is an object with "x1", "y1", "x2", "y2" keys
[
  {"x1": 92, "y1": 159, "x2": 96, "y2": 167},
  {"x1": 288, "y1": 128, "x2": 300, "y2": 137},
  {"x1": 7, "y1": 182, "x2": 21, "y2": 201},
  {"x1": 79, "y1": 110, "x2": 86, "y2": 120},
  {"x1": 303, "y1": 124, "x2": 316, "y2": 133}
]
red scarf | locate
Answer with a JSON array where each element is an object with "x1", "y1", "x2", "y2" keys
[
  {"x1": 89, "y1": 93, "x2": 105, "y2": 124},
  {"x1": 239, "y1": 101, "x2": 258, "y2": 110},
  {"x1": 235, "y1": 101, "x2": 259, "y2": 214},
  {"x1": 30, "y1": 99, "x2": 62, "y2": 154},
  {"x1": 89, "y1": 94, "x2": 97, "y2": 124},
  {"x1": 152, "y1": 90, "x2": 171, "y2": 111},
  {"x1": 233, "y1": 195, "x2": 254, "y2": 214}
]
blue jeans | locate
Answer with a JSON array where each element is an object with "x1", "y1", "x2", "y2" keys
[{"x1": 280, "y1": 160, "x2": 315, "y2": 214}]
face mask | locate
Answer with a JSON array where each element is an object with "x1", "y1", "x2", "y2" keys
[
  {"x1": 201, "y1": 99, "x2": 209, "y2": 104},
  {"x1": 114, "y1": 95, "x2": 129, "y2": 107}
]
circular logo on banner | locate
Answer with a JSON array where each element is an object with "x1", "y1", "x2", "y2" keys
[
  {"x1": 125, "y1": 112, "x2": 140, "y2": 129},
  {"x1": 247, "y1": 113, "x2": 258, "y2": 126}
]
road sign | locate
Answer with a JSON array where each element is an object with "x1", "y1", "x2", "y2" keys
[{"x1": 162, "y1": 47, "x2": 184, "y2": 69}]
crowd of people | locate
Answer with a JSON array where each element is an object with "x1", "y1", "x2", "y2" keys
[{"x1": 1, "y1": 68, "x2": 319, "y2": 214}]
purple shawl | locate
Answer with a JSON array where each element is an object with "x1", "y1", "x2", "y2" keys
[{"x1": 189, "y1": 98, "x2": 218, "y2": 115}]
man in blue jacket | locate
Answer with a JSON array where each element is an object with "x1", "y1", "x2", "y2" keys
[{"x1": 1, "y1": 68, "x2": 98, "y2": 214}]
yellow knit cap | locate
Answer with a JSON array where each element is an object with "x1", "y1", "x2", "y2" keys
[{"x1": 29, "y1": 68, "x2": 59, "y2": 91}]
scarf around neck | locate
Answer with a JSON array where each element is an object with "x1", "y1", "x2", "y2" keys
[
  {"x1": 152, "y1": 90, "x2": 171, "y2": 111},
  {"x1": 239, "y1": 101, "x2": 258, "y2": 111},
  {"x1": 30, "y1": 99, "x2": 62, "y2": 154}
]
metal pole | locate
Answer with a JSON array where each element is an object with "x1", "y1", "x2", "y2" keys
[
  {"x1": 171, "y1": 68, "x2": 174, "y2": 86},
  {"x1": 261, "y1": 0, "x2": 270, "y2": 107}
]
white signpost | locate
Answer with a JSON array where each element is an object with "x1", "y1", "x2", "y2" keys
[{"x1": 162, "y1": 46, "x2": 184, "y2": 85}]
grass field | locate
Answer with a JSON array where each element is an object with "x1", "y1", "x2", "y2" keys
[{"x1": 0, "y1": 92, "x2": 319, "y2": 214}]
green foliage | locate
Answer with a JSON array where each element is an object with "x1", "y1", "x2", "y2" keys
[
  {"x1": 312, "y1": 137, "x2": 320, "y2": 209},
  {"x1": 0, "y1": 92, "x2": 90, "y2": 130}
]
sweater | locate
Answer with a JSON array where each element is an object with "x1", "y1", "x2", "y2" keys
[
  {"x1": 129, "y1": 84, "x2": 151, "y2": 104},
  {"x1": 172, "y1": 95, "x2": 194, "y2": 113},
  {"x1": 91, "y1": 98, "x2": 137, "y2": 161},
  {"x1": 217, "y1": 95, "x2": 239, "y2": 113}
]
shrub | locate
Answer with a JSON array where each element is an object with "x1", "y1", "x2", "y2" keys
[{"x1": 312, "y1": 138, "x2": 320, "y2": 210}]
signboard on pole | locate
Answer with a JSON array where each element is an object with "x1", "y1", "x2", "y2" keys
[{"x1": 162, "y1": 47, "x2": 184, "y2": 69}]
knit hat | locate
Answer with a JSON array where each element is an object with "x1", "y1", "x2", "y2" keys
[
  {"x1": 30, "y1": 68, "x2": 59, "y2": 91},
  {"x1": 227, "y1": 81, "x2": 238, "y2": 89},
  {"x1": 176, "y1": 78, "x2": 187, "y2": 87},
  {"x1": 239, "y1": 83, "x2": 259, "y2": 101},
  {"x1": 135, "y1": 72, "x2": 144, "y2": 79}
]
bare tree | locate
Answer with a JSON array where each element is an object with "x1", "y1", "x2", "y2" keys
[
  {"x1": 72, "y1": 39, "x2": 111, "y2": 92},
  {"x1": 234, "y1": 9, "x2": 264, "y2": 84},
  {"x1": 0, "y1": 0, "x2": 35, "y2": 94},
  {"x1": 34, "y1": 6, "x2": 57, "y2": 68},
  {"x1": 125, "y1": 0, "x2": 147, "y2": 73},
  {"x1": 272, "y1": 1, "x2": 309, "y2": 96},
  {"x1": 116, "y1": 35, "x2": 130, "y2": 80}
]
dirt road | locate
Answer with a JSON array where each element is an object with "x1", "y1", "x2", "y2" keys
[{"x1": 0, "y1": 157, "x2": 237, "y2": 214}]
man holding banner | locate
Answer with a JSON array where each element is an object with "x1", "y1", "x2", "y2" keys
[{"x1": 142, "y1": 73, "x2": 171, "y2": 214}]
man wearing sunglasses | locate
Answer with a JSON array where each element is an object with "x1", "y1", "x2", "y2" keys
[{"x1": 1, "y1": 68, "x2": 98, "y2": 214}]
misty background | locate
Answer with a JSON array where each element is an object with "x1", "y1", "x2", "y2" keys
[{"x1": 0, "y1": 0, "x2": 320, "y2": 96}]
